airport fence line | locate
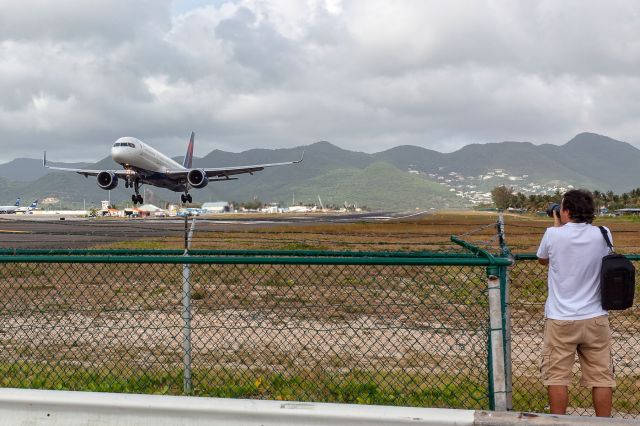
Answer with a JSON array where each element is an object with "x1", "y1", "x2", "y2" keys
[
  {"x1": 0, "y1": 245, "x2": 638, "y2": 418},
  {"x1": 0, "y1": 247, "x2": 510, "y2": 411}
]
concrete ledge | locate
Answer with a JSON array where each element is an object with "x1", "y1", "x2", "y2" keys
[
  {"x1": 0, "y1": 388, "x2": 474, "y2": 426},
  {"x1": 474, "y1": 411, "x2": 640, "y2": 425},
  {"x1": 0, "y1": 388, "x2": 638, "y2": 426}
]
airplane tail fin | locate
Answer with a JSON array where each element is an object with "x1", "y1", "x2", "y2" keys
[
  {"x1": 29, "y1": 200, "x2": 38, "y2": 209},
  {"x1": 15, "y1": 197, "x2": 20, "y2": 207},
  {"x1": 183, "y1": 132, "x2": 195, "y2": 169}
]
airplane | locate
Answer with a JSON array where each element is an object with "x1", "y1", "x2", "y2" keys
[
  {"x1": 0, "y1": 197, "x2": 20, "y2": 214},
  {"x1": 16, "y1": 200, "x2": 38, "y2": 213},
  {"x1": 43, "y1": 132, "x2": 303, "y2": 205}
]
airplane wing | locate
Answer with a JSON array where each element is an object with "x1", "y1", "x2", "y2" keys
[
  {"x1": 43, "y1": 150, "x2": 303, "y2": 181},
  {"x1": 44, "y1": 165, "x2": 133, "y2": 178},
  {"x1": 164, "y1": 152, "x2": 304, "y2": 180},
  {"x1": 43, "y1": 152, "x2": 131, "y2": 178}
]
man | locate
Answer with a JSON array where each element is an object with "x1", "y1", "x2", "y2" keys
[{"x1": 537, "y1": 189, "x2": 615, "y2": 417}]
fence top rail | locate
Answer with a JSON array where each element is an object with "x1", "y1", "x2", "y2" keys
[
  {"x1": 0, "y1": 248, "x2": 476, "y2": 259},
  {"x1": 514, "y1": 253, "x2": 640, "y2": 261},
  {"x1": 0, "y1": 254, "x2": 513, "y2": 266},
  {"x1": 450, "y1": 236, "x2": 510, "y2": 267}
]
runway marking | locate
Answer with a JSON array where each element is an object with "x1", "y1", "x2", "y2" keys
[
  {"x1": 200, "y1": 220, "x2": 293, "y2": 225},
  {"x1": 0, "y1": 230, "x2": 30, "y2": 233},
  {"x1": 382, "y1": 211, "x2": 432, "y2": 220}
]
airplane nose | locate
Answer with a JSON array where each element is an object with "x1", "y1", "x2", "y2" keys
[{"x1": 111, "y1": 147, "x2": 126, "y2": 164}]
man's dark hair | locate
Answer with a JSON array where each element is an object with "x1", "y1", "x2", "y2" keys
[{"x1": 561, "y1": 189, "x2": 595, "y2": 223}]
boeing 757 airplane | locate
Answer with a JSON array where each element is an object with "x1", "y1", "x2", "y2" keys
[{"x1": 44, "y1": 132, "x2": 303, "y2": 205}]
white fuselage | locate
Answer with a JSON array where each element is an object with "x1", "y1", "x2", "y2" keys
[{"x1": 111, "y1": 137, "x2": 186, "y2": 173}]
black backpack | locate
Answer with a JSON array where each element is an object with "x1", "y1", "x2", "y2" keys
[{"x1": 599, "y1": 226, "x2": 636, "y2": 310}]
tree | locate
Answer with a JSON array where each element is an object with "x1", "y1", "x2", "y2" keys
[{"x1": 491, "y1": 185, "x2": 513, "y2": 210}]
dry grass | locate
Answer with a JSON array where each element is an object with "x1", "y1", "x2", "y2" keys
[{"x1": 94, "y1": 211, "x2": 640, "y2": 254}]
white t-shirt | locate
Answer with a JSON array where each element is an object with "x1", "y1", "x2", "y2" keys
[{"x1": 536, "y1": 222, "x2": 610, "y2": 320}]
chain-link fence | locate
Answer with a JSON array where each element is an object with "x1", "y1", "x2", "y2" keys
[
  {"x1": 0, "y1": 247, "x2": 638, "y2": 418},
  {"x1": 509, "y1": 254, "x2": 640, "y2": 418},
  {"x1": 0, "y1": 252, "x2": 506, "y2": 410}
]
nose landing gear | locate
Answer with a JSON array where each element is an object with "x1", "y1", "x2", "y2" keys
[{"x1": 181, "y1": 193, "x2": 192, "y2": 204}]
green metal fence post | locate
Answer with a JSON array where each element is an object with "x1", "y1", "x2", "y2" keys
[
  {"x1": 497, "y1": 213, "x2": 513, "y2": 410},
  {"x1": 182, "y1": 217, "x2": 196, "y2": 395},
  {"x1": 487, "y1": 265, "x2": 507, "y2": 411}
]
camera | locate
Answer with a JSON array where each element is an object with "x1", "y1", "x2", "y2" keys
[{"x1": 546, "y1": 202, "x2": 560, "y2": 218}]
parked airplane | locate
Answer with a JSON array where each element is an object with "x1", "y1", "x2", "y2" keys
[
  {"x1": 44, "y1": 132, "x2": 303, "y2": 205},
  {"x1": 16, "y1": 200, "x2": 38, "y2": 213},
  {"x1": 0, "y1": 197, "x2": 20, "y2": 214}
]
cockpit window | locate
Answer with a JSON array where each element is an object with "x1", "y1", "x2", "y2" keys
[{"x1": 128, "y1": 143, "x2": 135, "y2": 148}]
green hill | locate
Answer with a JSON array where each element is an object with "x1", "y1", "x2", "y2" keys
[{"x1": 272, "y1": 162, "x2": 461, "y2": 210}]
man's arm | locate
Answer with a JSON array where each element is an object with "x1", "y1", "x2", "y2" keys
[
  {"x1": 537, "y1": 229, "x2": 550, "y2": 266},
  {"x1": 537, "y1": 211, "x2": 560, "y2": 266}
]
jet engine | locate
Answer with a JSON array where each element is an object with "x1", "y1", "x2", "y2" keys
[
  {"x1": 97, "y1": 171, "x2": 119, "y2": 190},
  {"x1": 187, "y1": 169, "x2": 209, "y2": 188}
]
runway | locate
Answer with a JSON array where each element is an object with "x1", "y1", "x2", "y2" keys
[{"x1": 0, "y1": 211, "x2": 434, "y2": 249}]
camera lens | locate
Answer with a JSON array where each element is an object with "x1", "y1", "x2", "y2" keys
[{"x1": 546, "y1": 203, "x2": 560, "y2": 218}]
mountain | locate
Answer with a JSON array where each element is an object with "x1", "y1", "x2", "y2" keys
[
  {"x1": 375, "y1": 135, "x2": 583, "y2": 186},
  {"x1": 0, "y1": 132, "x2": 638, "y2": 209},
  {"x1": 257, "y1": 161, "x2": 458, "y2": 210},
  {"x1": 375, "y1": 132, "x2": 640, "y2": 193},
  {"x1": 537, "y1": 133, "x2": 640, "y2": 190}
]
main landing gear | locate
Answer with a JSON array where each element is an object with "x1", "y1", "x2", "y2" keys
[
  {"x1": 131, "y1": 179, "x2": 143, "y2": 205},
  {"x1": 181, "y1": 193, "x2": 192, "y2": 204}
]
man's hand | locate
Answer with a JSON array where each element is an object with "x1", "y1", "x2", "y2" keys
[{"x1": 553, "y1": 210, "x2": 562, "y2": 227}]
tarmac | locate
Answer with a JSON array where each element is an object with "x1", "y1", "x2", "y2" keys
[{"x1": 0, "y1": 210, "x2": 432, "y2": 249}]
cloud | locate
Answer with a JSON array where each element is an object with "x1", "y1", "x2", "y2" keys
[
  {"x1": 1, "y1": 0, "x2": 640, "y2": 163},
  {"x1": 0, "y1": 0, "x2": 172, "y2": 43}
]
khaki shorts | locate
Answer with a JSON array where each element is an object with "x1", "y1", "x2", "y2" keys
[{"x1": 540, "y1": 315, "x2": 615, "y2": 388}]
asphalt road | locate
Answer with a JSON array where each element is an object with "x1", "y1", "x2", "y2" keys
[{"x1": 0, "y1": 210, "x2": 433, "y2": 249}]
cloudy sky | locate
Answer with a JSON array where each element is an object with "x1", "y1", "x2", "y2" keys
[{"x1": 1, "y1": 0, "x2": 640, "y2": 163}]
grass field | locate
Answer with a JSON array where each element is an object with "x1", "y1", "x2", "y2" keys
[{"x1": 98, "y1": 211, "x2": 640, "y2": 254}]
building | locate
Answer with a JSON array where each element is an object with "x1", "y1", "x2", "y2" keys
[
  {"x1": 614, "y1": 208, "x2": 640, "y2": 216},
  {"x1": 201, "y1": 202, "x2": 230, "y2": 214},
  {"x1": 136, "y1": 204, "x2": 167, "y2": 217}
]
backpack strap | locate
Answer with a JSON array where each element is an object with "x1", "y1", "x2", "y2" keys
[{"x1": 598, "y1": 226, "x2": 614, "y2": 253}]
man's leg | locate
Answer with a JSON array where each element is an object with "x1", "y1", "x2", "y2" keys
[
  {"x1": 578, "y1": 317, "x2": 615, "y2": 417},
  {"x1": 542, "y1": 319, "x2": 578, "y2": 415},
  {"x1": 548, "y1": 385, "x2": 568, "y2": 415},
  {"x1": 593, "y1": 387, "x2": 612, "y2": 417}
]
